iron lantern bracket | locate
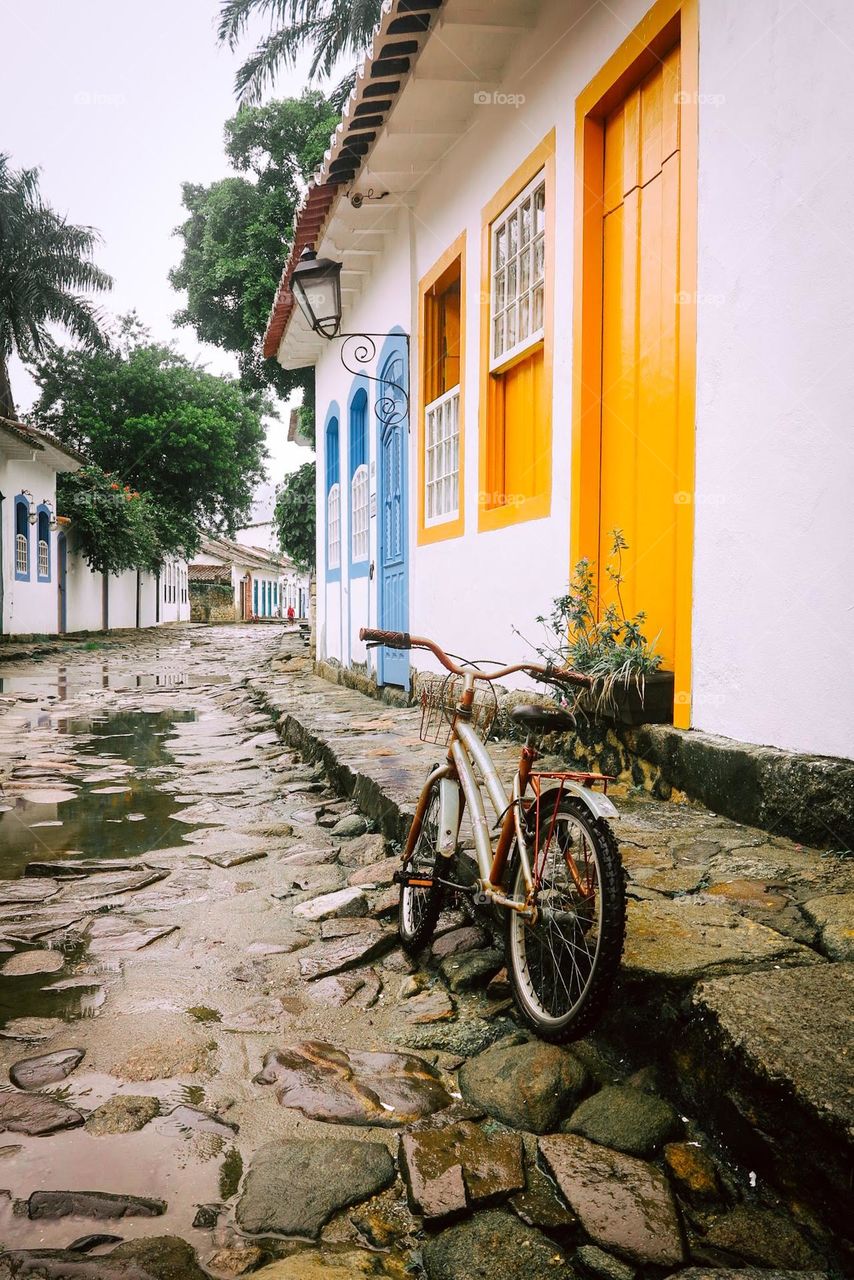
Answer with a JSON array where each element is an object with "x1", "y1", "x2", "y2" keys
[{"x1": 335, "y1": 332, "x2": 411, "y2": 432}]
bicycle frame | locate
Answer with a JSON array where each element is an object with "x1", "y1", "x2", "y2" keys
[{"x1": 401, "y1": 672, "x2": 620, "y2": 920}]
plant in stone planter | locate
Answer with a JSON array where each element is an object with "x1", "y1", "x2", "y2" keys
[{"x1": 533, "y1": 531, "x2": 672, "y2": 725}]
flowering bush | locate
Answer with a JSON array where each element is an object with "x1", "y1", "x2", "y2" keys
[{"x1": 56, "y1": 465, "x2": 195, "y2": 574}]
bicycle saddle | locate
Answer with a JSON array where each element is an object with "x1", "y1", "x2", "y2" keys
[{"x1": 509, "y1": 704, "x2": 576, "y2": 733}]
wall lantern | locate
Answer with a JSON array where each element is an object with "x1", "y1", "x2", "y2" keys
[
  {"x1": 289, "y1": 246, "x2": 410, "y2": 431},
  {"x1": 290, "y1": 249, "x2": 343, "y2": 339}
]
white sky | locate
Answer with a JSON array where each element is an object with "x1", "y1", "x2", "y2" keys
[{"x1": 0, "y1": 0, "x2": 319, "y2": 489}]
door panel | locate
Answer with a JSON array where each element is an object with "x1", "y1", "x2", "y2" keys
[
  {"x1": 599, "y1": 42, "x2": 682, "y2": 666},
  {"x1": 379, "y1": 416, "x2": 409, "y2": 687}
]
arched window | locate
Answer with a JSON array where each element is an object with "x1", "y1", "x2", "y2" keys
[
  {"x1": 350, "y1": 388, "x2": 369, "y2": 565},
  {"x1": 37, "y1": 507, "x2": 51, "y2": 581},
  {"x1": 14, "y1": 496, "x2": 30, "y2": 580},
  {"x1": 326, "y1": 416, "x2": 341, "y2": 573}
]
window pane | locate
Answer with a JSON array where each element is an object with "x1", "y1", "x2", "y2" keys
[
  {"x1": 507, "y1": 211, "x2": 518, "y2": 258},
  {"x1": 495, "y1": 225, "x2": 506, "y2": 268},
  {"x1": 519, "y1": 294, "x2": 530, "y2": 340},
  {"x1": 534, "y1": 236, "x2": 545, "y2": 282},
  {"x1": 520, "y1": 198, "x2": 531, "y2": 246},
  {"x1": 532, "y1": 282, "x2": 544, "y2": 331},
  {"x1": 506, "y1": 301, "x2": 518, "y2": 349},
  {"x1": 534, "y1": 184, "x2": 545, "y2": 235},
  {"x1": 519, "y1": 247, "x2": 530, "y2": 294},
  {"x1": 493, "y1": 314, "x2": 504, "y2": 357}
]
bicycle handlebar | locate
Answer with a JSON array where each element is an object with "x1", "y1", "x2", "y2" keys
[{"x1": 359, "y1": 628, "x2": 593, "y2": 688}]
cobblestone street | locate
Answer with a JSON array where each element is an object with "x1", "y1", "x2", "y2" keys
[{"x1": 0, "y1": 625, "x2": 851, "y2": 1278}]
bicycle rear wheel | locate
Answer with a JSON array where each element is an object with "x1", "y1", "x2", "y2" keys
[
  {"x1": 398, "y1": 780, "x2": 446, "y2": 955},
  {"x1": 505, "y1": 795, "x2": 625, "y2": 1042}
]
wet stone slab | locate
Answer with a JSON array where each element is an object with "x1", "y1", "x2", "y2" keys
[
  {"x1": 9, "y1": 1047, "x2": 85, "y2": 1090},
  {"x1": 0, "y1": 1090, "x2": 85, "y2": 1136},
  {"x1": 27, "y1": 1190, "x2": 167, "y2": 1219},
  {"x1": 236, "y1": 1137, "x2": 395, "y2": 1238},
  {"x1": 400, "y1": 1119, "x2": 525, "y2": 1220},
  {"x1": 254, "y1": 1040, "x2": 453, "y2": 1127},
  {"x1": 539, "y1": 1133, "x2": 685, "y2": 1266}
]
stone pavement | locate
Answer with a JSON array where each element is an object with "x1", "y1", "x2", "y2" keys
[
  {"x1": 0, "y1": 624, "x2": 850, "y2": 1279},
  {"x1": 248, "y1": 637, "x2": 854, "y2": 1250}
]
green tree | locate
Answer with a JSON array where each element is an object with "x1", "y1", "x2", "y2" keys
[
  {"x1": 170, "y1": 92, "x2": 338, "y2": 400},
  {"x1": 274, "y1": 460, "x2": 315, "y2": 571},
  {"x1": 0, "y1": 155, "x2": 112, "y2": 419},
  {"x1": 32, "y1": 321, "x2": 268, "y2": 540},
  {"x1": 218, "y1": 0, "x2": 382, "y2": 104},
  {"x1": 56, "y1": 466, "x2": 195, "y2": 574}
]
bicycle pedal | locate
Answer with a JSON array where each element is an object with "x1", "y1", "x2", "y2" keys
[{"x1": 397, "y1": 873, "x2": 435, "y2": 889}]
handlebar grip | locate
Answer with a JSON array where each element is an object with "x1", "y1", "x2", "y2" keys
[
  {"x1": 551, "y1": 667, "x2": 594, "y2": 689},
  {"x1": 360, "y1": 628, "x2": 412, "y2": 650}
]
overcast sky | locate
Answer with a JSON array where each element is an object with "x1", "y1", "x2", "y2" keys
[{"x1": 0, "y1": 0, "x2": 318, "y2": 491}]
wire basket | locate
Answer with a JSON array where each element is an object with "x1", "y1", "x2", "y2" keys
[{"x1": 419, "y1": 672, "x2": 498, "y2": 746}]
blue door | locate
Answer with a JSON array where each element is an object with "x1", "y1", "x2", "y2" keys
[{"x1": 377, "y1": 351, "x2": 409, "y2": 688}]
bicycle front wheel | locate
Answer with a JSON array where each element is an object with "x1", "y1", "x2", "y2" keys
[
  {"x1": 505, "y1": 796, "x2": 625, "y2": 1043},
  {"x1": 399, "y1": 780, "x2": 446, "y2": 955}
]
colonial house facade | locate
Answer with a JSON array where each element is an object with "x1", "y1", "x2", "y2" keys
[
  {"x1": 189, "y1": 535, "x2": 308, "y2": 623},
  {"x1": 1, "y1": 418, "x2": 189, "y2": 636},
  {"x1": 265, "y1": 0, "x2": 853, "y2": 762}
]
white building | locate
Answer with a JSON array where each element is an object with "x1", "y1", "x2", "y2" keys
[
  {"x1": 189, "y1": 535, "x2": 308, "y2": 622},
  {"x1": 265, "y1": 0, "x2": 854, "y2": 762},
  {"x1": 1, "y1": 417, "x2": 190, "y2": 636}
]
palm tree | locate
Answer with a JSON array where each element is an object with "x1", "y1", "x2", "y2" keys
[
  {"x1": 218, "y1": 0, "x2": 382, "y2": 105},
  {"x1": 0, "y1": 155, "x2": 112, "y2": 420}
]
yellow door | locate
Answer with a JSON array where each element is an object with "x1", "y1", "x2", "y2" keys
[{"x1": 599, "y1": 42, "x2": 682, "y2": 666}]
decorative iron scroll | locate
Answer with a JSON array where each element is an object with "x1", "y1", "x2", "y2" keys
[{"x1": 338, "y1": 332, "x2": 410, "y2": 431}]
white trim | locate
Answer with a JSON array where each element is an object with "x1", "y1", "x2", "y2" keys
[
  {"x1": 16, "y1": 533, "x2": 28, "y2": 577},
  {"x1": 424, "y1": 385, "x2": 461, "y2": 526},
  {"x1": 350, "y1": 463, "x2": 370, "y2": 562},
  {"x1": 327, "y1": 483, "x2": 341, "y2": 570},
  {"x1": 489, "y1": 169, "x2": 546, "y2": 371}
]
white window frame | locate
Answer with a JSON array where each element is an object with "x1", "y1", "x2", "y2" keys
[
  {"x1": 350, "y1": 463, "x2": 369, "y2": 562},
  {"x1": 489, "y1": 169, "x2": 546, "y2": 371},
  {"x1": 38, "y1": 539, "x2": 49, "y2": 579},
  {"x1": 424, "y1": 385, "x2": 461, "y2": 526},
  {"x1": 327, "y1": 482, "x2": 341, "y2": 571},
  {"x1": 16, "y1": 533, "x2": 28, "y2": 577}
]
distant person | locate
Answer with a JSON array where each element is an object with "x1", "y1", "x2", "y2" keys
[{"x1": 287, "y1": 605, "x2": 295, "y2": 623}]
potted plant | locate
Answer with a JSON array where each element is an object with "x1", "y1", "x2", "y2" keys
[{"x1": 533, "y1": 531, "x2": 674, "y2": 726}]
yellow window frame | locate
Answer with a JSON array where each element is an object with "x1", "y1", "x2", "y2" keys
[
  {"x1": 478, "y1": 129, "x2": 556, "y2": 533},
  {"x1": 417, "y1": 232, "x2": 466, "y2": 545}
]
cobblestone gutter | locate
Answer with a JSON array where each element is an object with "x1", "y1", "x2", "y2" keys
[
  {"x1": 312, "y1": 657, "x2": 854, "y2": 851},
  {"x1": 247, "y1": 641, "x2": 854, "y2": 1254}
]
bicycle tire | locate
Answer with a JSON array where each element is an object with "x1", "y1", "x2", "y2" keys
[
  {"x1": 398, "y1": 779, "x2": 447, "y2": 955},
  {"x1": 504, "y1": 795, "x2": 625, "y2": 1043}
]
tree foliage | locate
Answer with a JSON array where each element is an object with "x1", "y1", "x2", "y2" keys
[
  {"x1": 32, "y1": 317, "x2": 268, "y2": 540},
  {"x1": 274, "y1": 460, "x2": 315, "y2": 572},
  {"x1": 56, "y1": 465, "x2": 195, "y2": 575},
  {"x1": 0, "y1": 154, "x2": 112, "y2": 418},
  {"x1": 170, "y1": 93, "x2": 338, "y2": 400},
  {"x1": 218, "y1": 0, "x2": 382, "y2": 104}
]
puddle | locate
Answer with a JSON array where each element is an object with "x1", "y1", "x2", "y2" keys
[
  {"x1": 0, "y1": 708, "x2": 209, "y2": 1032},
  {"x1": 0, "y1": 662, "x2": 230, "y2": 702},
  {"x1": 0, "y1": 710, "x2": 201, "y2": 880}
]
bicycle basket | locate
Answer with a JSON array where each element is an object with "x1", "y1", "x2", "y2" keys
[{"x1": 419, "y1": 672, "x2": 498, "y2": 746}]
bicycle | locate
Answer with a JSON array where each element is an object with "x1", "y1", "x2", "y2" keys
[{"x1": 360, "y1": 628, "x2": 626, "y2": 1043}]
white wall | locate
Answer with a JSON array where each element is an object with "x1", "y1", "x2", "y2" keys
[
  {"x1": 691, "y1": 0, "x2": 854, "y2": 757},
  {"x1": 1, "y1": 456, "x2": 61, "y2": 635},
  {"x1": 305, "y1": 0, "x2": 854, "y2": 758}
]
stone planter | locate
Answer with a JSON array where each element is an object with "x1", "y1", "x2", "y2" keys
[{"x1": 579, "y1": 670, "x2": 675, "y2": 727}]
